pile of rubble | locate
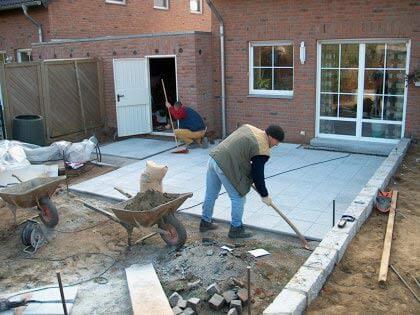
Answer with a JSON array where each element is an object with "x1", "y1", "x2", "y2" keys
[{"x1": 169, "y1": 282, "x2": 249, "y2": 315}]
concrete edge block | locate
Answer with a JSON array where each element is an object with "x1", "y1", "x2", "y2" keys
[
  {"x1": 303, "y1": 246, "x2": 338, "y2": 277},
  {"x1": 318, "y1": 230, "x2": 352, "y2": 262},
  {"x1": 263, "y1": 289, "x2": 307, "y2": 315},
  {"x1": 284, "y1": 266, "x2": 325, "y2": 304}
]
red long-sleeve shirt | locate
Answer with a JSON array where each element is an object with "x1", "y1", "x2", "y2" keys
[{"x1": 168, "y1": 106, "x2": 187, "y2": 120}]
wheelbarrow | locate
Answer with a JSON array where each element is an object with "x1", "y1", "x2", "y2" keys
[
  {"x1": 83, "y1": 190, "x2": 192, "y2": 247},
  {"x1": 0, "y1": 176, "x2": 66, "y2": 228}
]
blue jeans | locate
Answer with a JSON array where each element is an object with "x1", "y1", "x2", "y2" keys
[{"x1": 202, "y1": 157, "x2": 245, "y2": 227}]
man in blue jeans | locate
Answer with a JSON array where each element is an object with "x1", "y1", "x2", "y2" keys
[{"x1": 199, "y1": 124, "x2": 285, "y2": 238}]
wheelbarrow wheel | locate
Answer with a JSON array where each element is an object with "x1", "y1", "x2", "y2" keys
[
  {"x1": 37, "y1": 197, "x2": 59, "y2": 228},
  {"x1": 158, "y1": 214, "x2": 187, "y2": 247}
]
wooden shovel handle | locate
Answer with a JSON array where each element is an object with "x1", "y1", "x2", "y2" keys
[{"x1": 161, "y1": 79, "x2": 178, "y2": 147}]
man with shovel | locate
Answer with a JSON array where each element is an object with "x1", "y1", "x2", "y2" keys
[
  {"x1": 165, "y1": 101, "x2": 206, "y2": 148},
  {"x1": 199, "y1": 124, "x2": 284, "y2": 239}
]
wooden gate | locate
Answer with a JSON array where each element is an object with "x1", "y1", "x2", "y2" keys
[{"x1": 0, "y1": 58, "x2": 105, "y2": 143}]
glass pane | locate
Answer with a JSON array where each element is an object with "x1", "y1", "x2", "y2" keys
[
  {"x1": 320, "y1": 120, "x2": 356, "y2": 136},
  {"x1": 383, "y1": 96, "x2": 404, "y2": 121},
  {"x1": 362, "y1": 123, "x2": 401, "y2": 139},
  {"x1": 190, "y1": 0, "x2": 200, "y2": 11},
  {"x1": 363, "y1": 95, "x2": 382, "y2": 119},
  {"x1": 321, "y1": 70, "x2": 338, "y2": 92},
  {"x1": 339, "y1": 95, "x2": 357, "y2": 118},
  {"x1": 254, "y1": 46, "x2": 272, "y2": 67},
  {"x1": 385, "y1": 70, "x2": 405, "y2": 95},
  {"x1": 365, "y1": 44, "x2": 385, "y2": 68},
  {"x1": 321, "y1": 44, "x2": 339, "y2": 68},
  {"x1": 320, "y1": 94, "x2": 338, "y2": 117},
  {"x1": 364, "y1": 70, "x2": 384, "y2": 94},
  {"x1": 340, "y1": 69, "x2": 358, "y2": 93},
  {"x1": 274, "y1": 45, "x2": 293, "y2": 67},
  {"x1": 386, "y1": 43, "x2": 406, "y2": 68},
  {"x1": 253, "y1": 68, "x2": 272, "y2": 90},
  {"x1": 274, "y1": 69, "x2": 293, "y2": 90},
  {"x1": 341, "y1": 44, "x2": 359, "y2": 68}
]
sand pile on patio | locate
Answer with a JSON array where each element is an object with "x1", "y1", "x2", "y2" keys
[{"x1": 124, "y1": 190, "x2": 177, "y2": 211}]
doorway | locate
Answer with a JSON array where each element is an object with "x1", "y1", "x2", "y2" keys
[{"x1": 148, "y1": 56, "x2": 177, "y2": 134}]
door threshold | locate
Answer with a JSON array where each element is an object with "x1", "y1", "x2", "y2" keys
[{"x1": 150, "y1": 131, "x2": 174, "y2": 137}]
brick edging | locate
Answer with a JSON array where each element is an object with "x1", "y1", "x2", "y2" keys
[{"x1": 263, "y1": 138, "x2": 411, "y2": 315}]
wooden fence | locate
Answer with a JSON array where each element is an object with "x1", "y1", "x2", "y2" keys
[{"x1": 0, "y1": 58, "x2": 105, "y2": 143}]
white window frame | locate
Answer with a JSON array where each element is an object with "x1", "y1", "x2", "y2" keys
[
  {"x1": 315, "y1": 38, "x2": 410, "y2": 143},
  {"x1": 105, "y1": 0, "x2": 126, "y2": 5},
  {"x1": 190, "y1": 0, "x2": 202, "y2": 14},
  {"x1": 17, "y1": 49, "x2": 32, "y2": 63},
  {"x1": 249, "y1": 41, "x2": 294, "y2": 97},
  {"x1": 154, "y1": 0, "x2": 169, "y2": 10}
]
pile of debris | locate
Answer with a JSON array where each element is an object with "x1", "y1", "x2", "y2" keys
[{"x1": 169, "y1": 281, "x2": 249, "y2": 315}]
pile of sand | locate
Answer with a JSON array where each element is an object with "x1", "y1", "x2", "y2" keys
[{"x1": 124, "y1": 190, "x2": 177, "y2": 212}]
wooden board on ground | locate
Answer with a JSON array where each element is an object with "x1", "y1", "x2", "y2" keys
[
  {"x1": 378, "y1": 190, "x2": 398, "y2": 284},
  {"x1": 0, "y1": 286, "x2": 78, "y2": 314},
  {"x1": 125, "y1": 263, "x2": 172, "y2": 315}
]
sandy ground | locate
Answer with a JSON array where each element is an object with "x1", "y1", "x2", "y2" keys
[
  {"x1": 308, "y1": 143, "x2": 420, "y2": 314},
  {"x1": 0, "y1": 164, "x2": 314, "y2": 314}
]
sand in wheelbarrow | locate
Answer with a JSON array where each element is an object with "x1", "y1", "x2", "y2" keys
[{"x1": 124, "y1": 191, "x2": 177, "y2": 212}]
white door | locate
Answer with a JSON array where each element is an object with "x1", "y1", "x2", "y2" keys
[{"x1": 113, "y1": 58, "x2": 152, "y2": 137}]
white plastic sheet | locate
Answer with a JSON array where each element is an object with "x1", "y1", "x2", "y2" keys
[{"x1": 0, "y1": 140, "x2": 30, "y2": 172}]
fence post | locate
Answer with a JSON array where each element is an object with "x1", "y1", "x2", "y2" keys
[
  {"x1": 74, "y1": 60, "x2": 87, "y2": 136},
  {"x1": 0, "y1": 64, "x2": 9, "y2": 139}
]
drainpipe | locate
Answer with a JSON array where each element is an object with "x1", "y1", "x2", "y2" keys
[
  {"x1": 205, "y1": 0, "x2": 226, "y2": 138},
  {"x1": 22, "y1": 4, "x2": 43, "y2": 43}
]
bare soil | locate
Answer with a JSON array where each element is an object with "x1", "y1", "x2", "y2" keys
[
  {"x1": 124, "y1": 191, "x2": 177, "y2": 211},
  {"x1": 308, "y1": 143, "x2": 420, "y2": 314},
  {"x1": 0, "y1": 164, "x2": 314, "y2": 314}
]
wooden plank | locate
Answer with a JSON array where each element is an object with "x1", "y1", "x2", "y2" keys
[
  {"x1": 75, "y1": 60, "x2": 88, "y2": 135},
  {"x1": 125, "y1": 263, "x2": 172, "y2": 315},
  {"x1": 378, "y1": 190, "x2": 398, "y2": 284}
]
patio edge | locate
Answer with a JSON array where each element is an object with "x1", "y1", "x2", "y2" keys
[{"x1": 263, "y1": 138, "x2": 411, "y2": 315}]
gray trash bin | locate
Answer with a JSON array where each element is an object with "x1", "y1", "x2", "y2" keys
[{"x1": 12, "y1": 115, "x2": 46, "y2": 146}]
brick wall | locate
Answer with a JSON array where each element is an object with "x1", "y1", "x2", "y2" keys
[
  {"x1": 47, "y1": 0, "x2": 211, "y2": 39},
  {"x1": 210, "y1": 0, "x2": 420, "y2": 142},
  {"x1": 32, "y1": 32, "x2": 214, "y2": 131},
  {"x1": 0, "y1": 6, "x2": 50, "y2": 58}
]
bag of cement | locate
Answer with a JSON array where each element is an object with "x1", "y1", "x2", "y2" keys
[
  {"x1": 0, "y1": 140, "x2": 30, "y2": 171},
  {"x1": 140, "y1": 160, "x2": 168, "y2": 193},
  {"x1": 64, "y1": 136, "x2": 97, "y2": 164}
]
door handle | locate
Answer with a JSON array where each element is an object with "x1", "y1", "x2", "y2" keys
[{"x1": 117, "y1": 94, "x2": 125, "y2": 102}]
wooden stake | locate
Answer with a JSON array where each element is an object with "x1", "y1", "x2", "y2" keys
[{"x1": 378, "y1": 190, "x2": 398, "y2": 284}]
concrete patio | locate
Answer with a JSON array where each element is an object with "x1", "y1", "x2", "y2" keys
[{"x1": 71, "y1": 139, "x2": 386, "y2": 240}]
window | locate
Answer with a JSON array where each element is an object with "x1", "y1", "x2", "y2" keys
[
  {"x1": 105, "y1": 0, "x2": 126, "y2": 5},
  {"x1": 190, "y1": 0, "x2": 202, "y2": 14},
  {"x1": 317, "y1": 41, "x2": 408, "y2": 140},
  {"x1": 0, "y1": 52, "x2": 6, "y2": 64},
  {"x1": 17, "y1": 49, "x2": 32, "y2": 63},
  {"x1": 249, "y1": 41, "x2": 294, "y2": 97},
  {"x1": 154, "y1": 0, "x2": 168, "y2": 9}
]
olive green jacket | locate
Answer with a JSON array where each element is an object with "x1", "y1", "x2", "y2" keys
[{"x1": 209, "y1": 124, "x2": 270, "y2": 196}]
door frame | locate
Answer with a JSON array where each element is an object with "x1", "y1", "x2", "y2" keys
[
  {"x1": 315, "y1": 38, "x2": 411, "y2": 143},
  {"x1": 146, "y1": 54, "x2": 178, "y2": 136}
]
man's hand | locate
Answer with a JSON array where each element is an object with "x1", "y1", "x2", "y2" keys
[
  {"x1": 165, "y1": 101, "x2": 171, "y2": 109},
  {"x1": 261, "y1": 196, "x2": 272, "y2": 206}
]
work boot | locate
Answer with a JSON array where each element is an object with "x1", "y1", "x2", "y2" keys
[
  {"x1": 228, "y1": 225, "x2": 253, "y2": 239},
  {"x1": 199, "y1": 219, "x2": 219, "y2": 232}
]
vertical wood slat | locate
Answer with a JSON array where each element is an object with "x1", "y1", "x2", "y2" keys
[{"x1": 75, "y1": 61, "x2": 87, "y2": 136}]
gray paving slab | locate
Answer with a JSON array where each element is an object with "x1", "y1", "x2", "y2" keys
[
  {"x1": 100, "y1": 138, "x2": 176, "y2": 159},
  {"x1": 71, "y1": 140, "x2": 385, "y2": 240}
]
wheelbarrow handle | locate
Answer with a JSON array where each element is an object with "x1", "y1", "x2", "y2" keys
[{"x1": 114, "y1": 187, "x2": 133, "y2": 199}]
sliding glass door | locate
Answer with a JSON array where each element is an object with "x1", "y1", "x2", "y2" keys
[{"x1": 317, "y1": 40, "x2": 409, "y2": 141}]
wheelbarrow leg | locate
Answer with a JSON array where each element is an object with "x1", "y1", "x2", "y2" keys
[{"x1": 125, "y1": 225, "x2": 134, "y2": 248}]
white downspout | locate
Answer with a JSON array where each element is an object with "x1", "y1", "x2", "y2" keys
[
  {"x1": 22, "y1": 4, "x2": 43, "y2": 43},
  {"x1": 205, "y1": 0, "x2": 226, "y2": 138}
]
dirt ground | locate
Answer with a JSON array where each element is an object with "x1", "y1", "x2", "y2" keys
[
  {"x1": 308, "y1": 143, "x2": 420, "y2": 314},
  {"x1": 0, "y1": 164, "x2": 314, "y2": 314}
]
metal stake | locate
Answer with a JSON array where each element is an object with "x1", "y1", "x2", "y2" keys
[
  {"x1": 333, "y1": 200, "x2": 336, "y2": 227},
  {"x1": 56, "y1": 272, "x2": 68, "y2": 315},
  {"x1": 247, "y1": 266, "x2": 251, "y2": 315},
  {"x1": 390, "y1": 265, "x2": 420, "y2": 303}
]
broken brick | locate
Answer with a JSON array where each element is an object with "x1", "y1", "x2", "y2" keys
[
  {"x1": 169, "y1": 292, "x2": 182, "y2": 308},
  {"x1": 208, "y1": 293, "x2": 225, "y2": 310},
  {"x1": 172, "y1": 306, "x2": 183, "y2": 315},
  {"x1": 182, "y1": 307, "x2": 195, "y2": 315},
  {"x1": 230, "y1": 299, "x2": 242, "y2": 314},
  {"x1": 237, "y1": 288, "x2": 248, "y2": 304},
  {"x1": 187, "y1": 298, "x2": 201, "y2": 312},
  {"x1": 177, "y1": 299, "x2": 187, "y2": 309},
  {"x1": 223, "y1": 290, "x2": 238, "y2": 304},
  {"x1": 206, "y1": 283, "x2": 221, "y2": 296},
  {"x1": 227, "y1": 308, "x2": 239, "y2": 315}
]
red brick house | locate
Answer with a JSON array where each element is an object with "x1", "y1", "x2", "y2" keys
[
  {"x1": 0, "y1": 0, "x2": 214, "y2": 137},
  {"x1": 210, "y1": 0, "x2": 419, "y2": 143},
  {"x1": 1, "y1": 0, "x2": 419, "y2": 144}
]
